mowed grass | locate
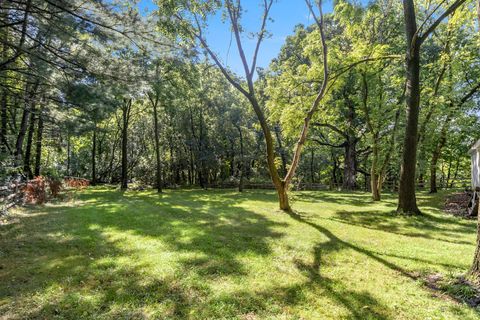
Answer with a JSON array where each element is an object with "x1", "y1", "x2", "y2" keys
[{"x1": 0, "y1": 187, "x2": 479, "y2": 319}]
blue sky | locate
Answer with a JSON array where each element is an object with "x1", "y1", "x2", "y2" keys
[{"x1": 138, "y1": 0, "x2": 335, "y2": 76}]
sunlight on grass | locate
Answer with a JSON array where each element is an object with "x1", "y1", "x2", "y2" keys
[{"x1": 0, "y1": 187, "x2": 479, "y2": 319}]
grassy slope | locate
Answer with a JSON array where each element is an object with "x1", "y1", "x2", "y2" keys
[{"x1": 0, "y1": 187, "x2": 478, "y2": 319}]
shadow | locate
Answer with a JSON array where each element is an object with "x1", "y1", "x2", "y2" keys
[
  {"x1": 1, "y1": 187, "x2": 476, "y2": 319},
  {"x1": 287, "y1": 211, "x2": 416, "y2": 280},
  {"x1": 281, "y1": 211, "x2": 395, "y2": 319},
  {"x1": 0, "y1": 187, "x2": 286, "y2": 318},
  {"x1": 294, "y1": 190, "x2": 390, "y2": 207},
  {"x1": 331, "y1": 209, "x2": 475, "y2": 246}
]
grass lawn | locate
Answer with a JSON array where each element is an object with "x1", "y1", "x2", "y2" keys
[{"x1": 1, "y1": 187, "x2": 479, "y2": 319}]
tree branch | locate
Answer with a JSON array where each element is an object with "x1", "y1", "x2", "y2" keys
[
  {"x1": 418, "y1": 0, "x2": 467, "y2": 44},
  {"x1": 312, "y1": 122, "x2": 347, "y2": 138}
]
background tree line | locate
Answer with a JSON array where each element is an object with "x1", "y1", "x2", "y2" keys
[{"x1": 0, "y1": 0, "x2": 479, "y2": 207}]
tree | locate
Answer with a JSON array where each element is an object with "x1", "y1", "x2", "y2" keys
[
  {"x1": 397, "y1": 0, "x2": 467, "y2": 214},
  {"x1": 156, "y1": 0, "x2": 329, "y2": 211},
  {"x1": 120, "y1": 98, "x2": 132, "y2": 190}
]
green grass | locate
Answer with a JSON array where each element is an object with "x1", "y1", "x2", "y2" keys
[{"x1": 0, "y1": 187, "x2": 479, "y2": 319}]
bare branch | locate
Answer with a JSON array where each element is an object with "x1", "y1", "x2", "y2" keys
[{"x1": 250, "y1": 0, "x2": 273, "y2": 79}]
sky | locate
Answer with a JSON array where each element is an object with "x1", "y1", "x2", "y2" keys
[{"x1": 137, "y1": 0, "x2": 335, "y2": 76}]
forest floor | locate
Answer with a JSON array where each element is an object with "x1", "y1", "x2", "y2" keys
[{"x1": 0, "y1": 187, "x2": 479, "y2": 319}]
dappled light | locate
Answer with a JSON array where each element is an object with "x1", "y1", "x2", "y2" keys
[
  {"x1": 1, "y1": 188, "x2": 478, "y2": 319},
  {"x1": 1, "y1": 0, "x2": 480, "y2": 318}
]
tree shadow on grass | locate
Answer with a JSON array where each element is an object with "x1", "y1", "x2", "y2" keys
[
  {"x1": 330, "y1": 209, "x2": 475, "y2": 246},
  {"x1": 0, "y1": 188, "x2": 286, "y2": 319},
  {"x1": 282, "y1": 212, "x2": 394, "y2": 319},
  {"x1": 283, "y1": 208, "x2": 480, "y2": 318},
  {"x1": 294, "y1": 191, "x2": 389, "y2": 207}
]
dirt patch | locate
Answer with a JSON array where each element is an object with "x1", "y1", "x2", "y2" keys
[
  {"x1": 420, "y1": 273, "x2": 480, "y2": 307},
  {"x1": 444, "y1": 192, "x2": 475, "y2": 219}
]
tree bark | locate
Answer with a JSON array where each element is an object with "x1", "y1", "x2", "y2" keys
[
  {"x1": 15, "y1": 82, "x2": 38, "y2": 166},
  {"x1": 236, "y1": 124, "x2": 245, "y2": 192},
  {"x1": 398, "y1": 0, "x2": 421, "y2": 215},
  {"x1": 150, "y1": 93, "x2": 163, "y2": 193},
  {"x1": 470, "y1": 202, "x2": 480, "y2": 279},
  {"x1": 343, "y1": 137, "x2": 357, "y2": 190},
  {"x1": 121, "y1": 99, "x2": 132, "y2": 190},
  {"x1": 398, "y1": 0, "x2": 466, "y2": 214},
  {"x1": 274, "y1": 125, "x2": 287, "y2": 176},
  {"x1": 1, "y1": 89, "x2": 8, "y2": 154},
  {"x1": 310, "y1": 149, "x2": 315, "y2": 184},
  {"x1": 371, "y1": 142, "x2": 381, "y2": 201},
  {"x1": 91, "y1": 127, "x2": 97, "y2": 185},
  {"x1": 67, "y1": 135, "x2": 71, "y2": 176},
  {"x1": 23, "y1": 101, "x2": 36, "y2": 179},
  {"x1": 34, "y1": 107, "x2": 44, "y2": 176}
]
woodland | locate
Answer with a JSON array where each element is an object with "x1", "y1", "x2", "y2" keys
[{"x1": 1, "y1": 0, "x2": 480, "y2": 319}]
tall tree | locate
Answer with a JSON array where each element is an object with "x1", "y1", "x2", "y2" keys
[
  {"x1": 397, "y1": 0, "x2": 467, "y2": 214},
  {"x1": 157, "y1": 0, "x2": 329, "y2": 211},
  {"x1": 120, "y1": 98, "x2": 132, "y2": 190}
]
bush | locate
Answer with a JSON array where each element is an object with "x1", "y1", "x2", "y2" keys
[
  {"x1": 47, "y1": 177, "x2": 62, "y2": 198},
  {"x1": 24, "y1": 176, "x2": 47, "y2": 204},
  {"x1": 64, "y1": 177, "x2": 90, "y2": 189}
]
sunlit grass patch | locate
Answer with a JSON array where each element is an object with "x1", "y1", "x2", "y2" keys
[{"x1": 0, "y1": 187, "x2": 478, "y2": 319}]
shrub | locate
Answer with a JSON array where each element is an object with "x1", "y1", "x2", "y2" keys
[
  {"x1": 47, "y1": 177, "x2": 62, "y2": 198},
  {"x1": 64, "y1": 177, "x2": 90, "y2": 189},
  {"x1": 24, "y1": 176, "x2": 46, "y2": 204}
]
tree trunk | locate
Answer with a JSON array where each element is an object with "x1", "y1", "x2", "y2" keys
[
  {"x1": 91, "y1": 128, "x2": 97, "y2": 185},
  {"x1": 445, "y1": 157, "x2": 452, "y2": 189},
  {"x1": 343, "y1": 138, "x2": 357, "y2": 190},
  {"x1": 450, "y1": 158, "x2": 460, "y2": 188},
  {"x1": 371, "y1": 142, "x2": 381, "y2": 201},
  {"x1": 23, "y1": 102, "x2": 36, "y2": 179},
  {"x1": 0, "y1": 9, "x2": 9, "y2": 154},
  {"x1": 121, "y1": 99, "x2": 131, "y2": 190},
  {"x1": 331, "y1": 153, "x2": 339, "y2": 189},
  {"x1": 310, "y1": 149, "x2": 315, "y2": 184},
  {"x1": 470, "y1": 202, "x2": 480, "y2": 279},
  {"x1": 429, "y1": 108, "x2": 452, "y2": 193},
  {"x1": 1, "y1": 89, "x2": 7, "y2": 154},
  {"x1": 236, "y1": 124, "x2": 244, "y2": 192},
  {"x1": 34, "y1": 109, "x2": 43, "y2": 177},
  {"x1": 397, "y1": 0, "x2": 421, "y2": 215},
  {"x1": 229, "y1": 139, "x2": 235, "y2": 177},
  {"x1": 249, "y1": 97, "x2": 290, "y2": 211},
  {"x1": 277, "y1": 182, "x2": 289, "y2": 211},
  {"x1": 274, "y1": 125, "x2": 288, "y2": 177},
  {"x1": 151, "y1": 95, "x2": 163, "y2": 193},
  {"x1": 15, "y1": 99, "x2": 31, "y2": 166},
  {"x1": 67, "y1": 135, "x2": 71, "y2": 176}
]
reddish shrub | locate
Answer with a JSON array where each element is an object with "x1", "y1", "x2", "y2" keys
[
  {"x1": 48, "y1": 178, "x2": 62, "y2": 198},
  {"x1": 64, "y1": 177, "x2": 90, "y2": 189},
  {"x1": 24, "y1": 176, "x2": 46, "y2": 204}
]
